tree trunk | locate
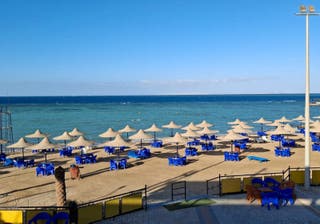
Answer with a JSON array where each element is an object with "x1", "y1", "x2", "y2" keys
[{"x1": 55, "y1": 166, "x2": 66, "y2": 206}]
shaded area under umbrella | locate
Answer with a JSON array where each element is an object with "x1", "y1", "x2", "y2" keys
[
  {"x1": 6, "y1": 137, "x2": 32, "y2": 160},
  {"x1": 129, "y1": 129, "x2": 152, "y2": 149},
  {"x1": 26, "y1": 137, "x2": 59, "y2": 163},
  {"x1": 119, "y1": 125, "x2": 136, "y2": 139},
  {"x1": 162, "y1": 121, "x2": 182, "y2": 137},
  {"x1": 53, "y1": 131, "x2": 73, "y2": 147},
  {"x1": 163, "y1": 132, "x2": 187, "y2": 157}
]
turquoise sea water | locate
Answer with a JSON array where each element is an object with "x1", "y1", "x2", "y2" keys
[{"x1": 1, "y1": 94, "x2": 320, "y2": 143}]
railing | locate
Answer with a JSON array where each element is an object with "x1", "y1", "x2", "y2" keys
[
  {"x1": 171, "y1": 181, "x2": 186, "y2": 201},
  {"x1": 0, "y1": 185, "x2": 147, "y2": 224}
]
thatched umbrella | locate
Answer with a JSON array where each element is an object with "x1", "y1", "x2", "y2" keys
[
  {"x1": 221, "y1": 131, "x2": 248, "y2": 152},
  {"x1": 181, "y1": 129, "x2": 200, "y2": 138},
  {"x1": 7, "y1": 137, "x2": 32, "y2": 160},
  {"x1": 162, "y1": 121, "x2": 182, "y2": 137},
  {"x1": 267, "y1": 125, "x2": 293, "y2": 147},
  {"x1": 53, "y1": 131, "x2": 73, "y2": 147},
  {"x1": 196, "y1": 120, "x2": 213, "y2": 128},
  {"x1": 67, "y1": 136, "x2": 94, "y2": 148},
  {"x1": 181, "y1": 122, "x2": 200, "y2": 131},
  {"x1": 277, "y1": 116, "x2": 292, "y2": 124},
  {"x1": 228, "y1": 119, "x2": 243, "y2": 125},
  {"x1": 232, "y1": 126, "x2": 253, "y2": 135},
  {"x1": 101, "y1": 134, "x2": 131, "y2": 158},
  {"x1": 69, "y1": 128, "x2": 84, "y2": 137},
  {"x1": 99, "y1": 128, "x2": 118, "y2": 140},
  {"x1": 197, "y1": 127, "x2": 219, "y2": 145},
  {"x1": 26, "y1": 137, "x2": 59, "y2": 163},
  {"x1": 253, "y1": 117, "x2": 272, "y2": 131},
  {"x1": 163, "y1": 132, "x2": 188, "y2": 156},
  {"x1": 25, "y1": 129, "x2": 47, "y2": 143},
  {"x1": 129, "y1": 129, "x2": 152, "y2": 148},
  {"x1": 145, "y1": 124, "x2": 162, "y2": 141},
  {"x1": 119, "y1": 125, "x2": 136, "y2": 139}
]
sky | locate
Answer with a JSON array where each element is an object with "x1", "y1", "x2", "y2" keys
[{"x1": 0, "y1": 0, "x2": 320, "y2": 96}]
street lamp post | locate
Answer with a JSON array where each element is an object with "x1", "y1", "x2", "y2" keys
[{"x1": 296, "y1": 5, "x2": 319, "y2": 189}]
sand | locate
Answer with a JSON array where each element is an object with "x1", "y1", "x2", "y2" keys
[{"x1": 0, "y1": 136, "x2": 318, "y2": 207}]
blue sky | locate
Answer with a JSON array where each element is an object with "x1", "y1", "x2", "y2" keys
[{"x1": 0, "y1": 0, "x2": 320, "y2": 96}]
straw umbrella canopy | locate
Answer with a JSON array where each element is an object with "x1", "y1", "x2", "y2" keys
[
  {"x1": 232, "y1": 123, "x2": 254, "y2": 129},
  {"x1": 311, "y1": 120, "x2": 320, "y2": 129},
  {"x1": 293, "y1": 115, "x2": 305, "y2": 121},
  {"x1": 197, "y1": 127, "x2": 219, "y2": 136},
  {"x1": 283, "y1": 124, "x2": 297, "y2": 134},
  {"x1": 144, "y1": 124, "x2": 162, "y2": 140},
  {"x1": 69, "y1": 128, "x2": 84, "y2": 137},
  {"x1": 129, "y1": 129, "x2": 152, "y2": 148},
  {"x1": 164, "y1": 132, "x2": 188, "y2": 156},
  {"x1": 232, "y1": 126, "x2": 253, "y2": 135},
  {"x1": 100, "y1": 134, "x2": 131, "y2": 158},
  {"x1": 162, "y1": 121, "x2": 182, "y2": 137},
  {"x1": 119, "y1": 125, "x2": 136, "y2": 139},
  {"x1": 266, "y1": 120, "x2": 282, "y2": 127},
  {"x1": 277, "y1": 116, "x2": 292, "y2": 124},
  {"x1": 67, "y1": 136, "x2": 94, "y2": 148},
  {"x1": 25, "y1": 129, "x2": 47, "y2": 143},
  {"x1": 7, "y1": 137, "x2": 32, "y2": 160},
  {"x1": 53, "y1": 131, "x2": 73, "y2": 147},
  {"x1": 99, "y1": 128, "x2": 119, "y2": 140},
  {"x1": 253, "y1": 117, "x2": 272, "y2": 131},
  {"x1": 267, "y1": 125, "x2": 294, "y2": 147},
  {"x1": 181, "y1": 122, "x2": 200, "y2": 131},
  {"x1": 196, "y1": 120, "x2": 213, "y2": 128},
  {"x1": 26, "y1": 137, "x2": 59, "y2": 163},
  {"x1": 228, "y1": 119, "x2": 243, "y2": 125},
  {"x1": 221, "y1": 130, "x2": 248, "y2": 152},
  {"x1": 181, "y1": 129, "x2": 200, "y2": 138}
]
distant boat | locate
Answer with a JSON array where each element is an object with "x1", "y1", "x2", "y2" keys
[{"x1": 311, "y1": 99, "x2": 320, "y2": 106}]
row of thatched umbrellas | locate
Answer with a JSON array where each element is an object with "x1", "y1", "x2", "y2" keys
[{"x1": 5, "y1": 115, "x2": 320, "y2": 161}]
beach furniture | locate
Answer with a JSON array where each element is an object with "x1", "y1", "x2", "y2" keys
[
  {"x1": 104, "y1": 146, "x2": 115, "y2": 154},
  {"x1": 52, "y1": 212, "x2": 70, "y2": 224},
  {"x1": 281, "y1": 139, "x2": 295, "y2": 147},
  {"x1": 168, "y1": 156, "x2": 187, "y2": 166},
  {"x1": 151, "y1": 140, "x2": 163, "y2": 148},
  {"x1": 201, "y1": 142, "x2": 215, "y2": 151},
  {"x1": 274, "y1": 148, "x2": 291, "y2": 157},
  {"x1": 312, "y1": 144, "x2": 320, "y2": 151},
  {"x1": 0, "y1": 153, "x2": 6, "y2": 162},
  {"x1": 110, "y1": 159, "x2": 118, "y2": 170},
  {"x1": 185, "y1": 147, "x2": 198, "y2": 156},
  {"x1": 247, "y1": 156, "x2": 269, "y2": 162},
  {"x1": 261, "y1": 191, "x2": 280, "y2": 210},
  {"x1": 3, "y1": 158, "x2": 14, "y2": 167},
  {"x1": 224, "y1": 152, "x2": 239, "y2": 161},
  {"x1": 263, "y1": 177, "x2": 280, "y2": 188},
  {"x1": 28, "y1": 211, "x2": 52, "y2": 224},
  {"x1": 36, "y1": 163, "x2": 54, "y2": 176}
]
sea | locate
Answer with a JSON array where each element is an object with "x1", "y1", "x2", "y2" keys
[{"x1": 1, "y1": 94, "x2": 320, "y2": 143}]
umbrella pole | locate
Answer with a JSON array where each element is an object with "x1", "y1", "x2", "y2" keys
[
  {"x1": 231, "y1": 140, "x2": 233, "y2": 152},
  {"x1": 171, "y1": 129, "x2": 173, "y2": 137},
  {"x1": 261, "y1": 124, "x2": 263, "y2": 132},
  {"x1": 140, "y1": 139, "x2": 143, "y2": 149},
  {"x1": 44, "y1": 151, "x2": 47, "y2": 163},
  {"x1": 126, "y1": 132, "x2": 129, "y2": 140},
  {"x1": 176, "y1": 143, "x2": 179, "y2": 157},
  {"x1": 154, "y1": 132, "x2": 156, "y2": 141},
  {"x1": 22, "y1": 148, "x2": 24, "y2": 160},
  {"x1": 64, "y1": 140, "x2": 67, "y2": 148}
]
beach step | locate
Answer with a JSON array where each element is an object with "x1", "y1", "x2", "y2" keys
[{"x1": 247, "y1": 156, "x2": 269, "y2": 162}]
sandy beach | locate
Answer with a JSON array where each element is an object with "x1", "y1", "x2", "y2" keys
[{"x1": 0, "y1": 135, "x2": 318, "y2": 207}]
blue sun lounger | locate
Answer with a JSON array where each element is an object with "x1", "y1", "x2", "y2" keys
[{"x1": 247, "y1": 156, "x2": 269, "y2": 162}]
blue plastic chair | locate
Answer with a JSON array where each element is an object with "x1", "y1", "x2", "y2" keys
[
  {"x1": 264, "y1": 177, "x2": 280, "y2": 188},
  {"x1": 28, "y1": 211, "x2": 52, "y2": 224},
  {"x1": 119, "y1": 159, "x2": 127, "y2": 169},
  {"x1": 261, "y1": 191, "x2": 280, "y2": 210},
  {"x1": 52, "y1": 212, "x2": 69, "y2": 224},
  {"x1": 251, "y1": 178, "x2": 264, "y2": 188},
  {"x1": 110, "y1": 159, "x2": 118, "y2": 170}
]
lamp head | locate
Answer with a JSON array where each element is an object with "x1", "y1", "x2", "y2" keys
[
  {"x1": 309, "y1": 5, "x2": 315, "y2": 13},
  {"x1": 300, "y1": 5, "x2": 307, "y2": 13}
]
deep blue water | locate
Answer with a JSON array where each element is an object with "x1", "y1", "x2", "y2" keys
[{"x1": 1, "y1": 94, "x2": 320, "y2": 143}]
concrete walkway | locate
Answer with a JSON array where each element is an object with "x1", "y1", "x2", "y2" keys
[{"x1": 97, "y1": 186, "x2": 320, "y2": 224}]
